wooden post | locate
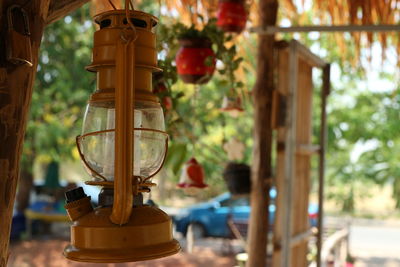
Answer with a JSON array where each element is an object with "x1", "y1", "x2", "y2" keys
[
  {"x1": 280, "y1": 41, "x2": 299, "y2": 267},
  {"x1": 0, "y1": 1, "x2": 89, "y2": 266},
  {"x1": 316, "y1": 64, "x2": 330, "y2": 267},
  {"x1": 246, "y1": 0, "x2": 278, "y2": 266}
]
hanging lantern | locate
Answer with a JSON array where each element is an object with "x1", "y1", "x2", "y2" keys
[
  {"x1": 177, "y1": 157, "x2": 208, "y2": 194},
  {"x1": 217, "y1": 0, "x2": 247, "y2": 33},
  {"x1": 63, "y1": 7, "x2": 180, "y2": 263},
  {"x1": 220, "y1": 93, "x2": 244, "y2": 117},
  {"x1": 175, "y1": 38, "x2": 216, "y2": 84}
]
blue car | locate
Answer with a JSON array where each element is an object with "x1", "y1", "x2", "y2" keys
[{"x1": 173, "y1": 192, "x2": 318, "y2": 239}]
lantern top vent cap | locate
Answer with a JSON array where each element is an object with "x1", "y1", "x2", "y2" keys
[{"x1": 93, "y1": 10, "x2": 158, "y2": 31}]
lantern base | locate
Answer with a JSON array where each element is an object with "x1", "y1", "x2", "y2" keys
[
  {"x1": 64, "y1": 205, "x2": 181, "y2": 263},
  {"x1": 64, "y1": 241, "x2": 180, "y2": 263}
]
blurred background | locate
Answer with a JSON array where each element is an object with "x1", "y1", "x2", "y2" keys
[{"x1": 7, "y1": 1, "x2": 400, "y2": 266}]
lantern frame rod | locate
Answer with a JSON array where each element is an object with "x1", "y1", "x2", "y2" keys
[
  {"x1": 75, "y1": 128, "x2": 169, "y2": 183},
  {"x1": 251, "y1": 24, "x2": 400, "y2": 34}
]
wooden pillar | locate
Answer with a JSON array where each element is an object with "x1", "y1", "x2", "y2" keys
[
  {"x1": 246, "y1": 0, "x2": 278, "y2": 266},
  {"x1": 0, "y1": 1, "x2": 89, "y2": 266},
  {"x1": 316, "y1": 64, "x2": 330, "y2": 267}
]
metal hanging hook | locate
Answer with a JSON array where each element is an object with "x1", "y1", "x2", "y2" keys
[
  {"x1": 120, "y1": 0, "x2": 137, "y2": 43},
  {"x1": 107, "y1": 0, "x2": 117, "y2": 10}
]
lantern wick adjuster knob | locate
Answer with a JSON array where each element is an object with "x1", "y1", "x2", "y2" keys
[
  {"x1": 65, "y1": 187, "x2": 86, "y2": 203},
  {"x1": 64, "y1": 187, "x2": 93, "y2": 221}
]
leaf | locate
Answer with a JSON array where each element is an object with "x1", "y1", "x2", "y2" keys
[{"x1": 164, "y1": 143, "x2": 188, "y2": 175}]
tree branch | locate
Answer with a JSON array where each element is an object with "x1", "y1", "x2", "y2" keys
[{"x1": 46, "y1": 0, "x2": 90, "y2": 24}]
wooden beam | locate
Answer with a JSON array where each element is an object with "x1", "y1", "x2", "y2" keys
[
  {"x1": 275, "y1": 40, "x2": 327, "y2": 69},
  {"x1": 0, "y1": 1, "x2": 86, "y2": 266},
  {"x1": 272, "y1": 42, "x2": 290, "y2": 267},
  {"x1": 296, "y1": 144, "x2": 320, "y2": 155},
  {"x1": 321, "y1": 227, "x2": 349, "y2": 264},
  {"x1": 272, "y1": 40, "x2": 327, "y2": 267},
  {"x1": 280, "y1": 40, "x2": 299, "y2": 267},
  {"x1": 316, "y1": 64, "x2": 330, "y2": 267},
  {"x1": 290, "y1": 229, "x2": 314, "y2": 248},
  {"x1": 246, "y1": 0, "x2": 278, "y2": 266},
  {"x1": 251, "y1": 24, "x2": 400, "y2": 34},
  {"x1": 46, "y1": 0, "x2": 90, "y2": 24},
  {"x1": 0, "y1": 2, "x2": 50, "y2": 266},
  {"x1": 275, "y1": 228, "x2": 315, "y2": 249}
]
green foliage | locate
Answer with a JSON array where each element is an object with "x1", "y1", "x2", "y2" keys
[
  {"x1": 283, "y1": 4, "x2": 400, "y2": 213},
  {"x1": 164, "y1": 143, "x2": 188, "y2": 175},
  {"x1": 323, "y1": 68, "x2": 400, "y2": 211},
  {"x1": 23, "y1": 4, "x2": 94, "y2": 169},
  {"x1": 26, "y1": 2, "x2": 400, "y2": 211},
  {"x1": 152, "y1": 17, "x2": 250, "y2": 197}
]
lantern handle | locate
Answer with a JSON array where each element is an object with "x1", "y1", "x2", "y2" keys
[
  {"x1": 110, "y1": 33, "x2": 136, "y2": 225},
  {"x1": 106, "y1": 0, "x2": 134, "y2": 11},
  {"x1": 123, "y1": 0, "x2": 138, "y2": 42},
  {"x1": 107, "y1": 0, "x2": 117, "y2": 10}
]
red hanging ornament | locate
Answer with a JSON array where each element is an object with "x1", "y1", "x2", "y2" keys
[
  {"x1": 175, "y1": 38, "x2": 216, "y2": 84},
  {"x1": 177, "y1": 157, "x2": 208, "y2": 190},
  {"x1": 217, "y1": 0, "x2": 247, "y2": 33},
  {"x1": 162, "y1": 96, "x2": 173, "y2": 110}
]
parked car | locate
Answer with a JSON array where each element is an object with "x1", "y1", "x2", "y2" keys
[{"x1": 173, "y1": 192, "x2": 318, "y2": 239}]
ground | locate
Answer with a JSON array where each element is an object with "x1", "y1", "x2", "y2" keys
[
  {"x1": 351, "y1": 222, "x2": 400, "y2": 267},
  {"x1": 8, "y1": 238, "x2": 238, "y2": 267},
  {"x1": 8, "y1": 216, "x2": 400, "y2": 266}
]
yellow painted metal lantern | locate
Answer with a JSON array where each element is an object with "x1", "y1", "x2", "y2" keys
[{"x1": 63, "y1": 8, "x2": 180, "y2": 263}]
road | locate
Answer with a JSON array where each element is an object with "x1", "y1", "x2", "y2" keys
[{"x1": 351, "y1": 224, "x2": 400, "y2": 267}]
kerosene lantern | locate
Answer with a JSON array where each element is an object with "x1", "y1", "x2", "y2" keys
[{"x1": 63, "y1": 6, "x2": 180, "y2": 262}]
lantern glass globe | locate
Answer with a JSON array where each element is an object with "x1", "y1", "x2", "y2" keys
[{"x1": 79, "y1": 100, "x2": 166, "y2": 181}]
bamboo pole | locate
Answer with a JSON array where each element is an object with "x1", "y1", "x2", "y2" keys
[
  {"x1": 246, "y1": 0, "x2": 278, "y2": 266},
  {"x1": 316, "y1": 64, "x2": 330, "y2": 267},
  {"x1": 280, "y1": 41, "x2": 298, "y2": 267},
  {"x1": 0, "y1": 1, "x2": 89, "y2": 266},
  {"x1": 251, "y1": 24, "x2": 400, "y2": 34}
]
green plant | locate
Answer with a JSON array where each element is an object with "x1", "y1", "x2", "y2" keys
[
  {"x1": 152, "y1": 18, "x2": 250, "y2": 197},
  {"x1": 156, "y1": 18, "x2": 244, "y2": 91},
  {"x1": 346, "y1": 253, "x2": 356, "y2": 264}
]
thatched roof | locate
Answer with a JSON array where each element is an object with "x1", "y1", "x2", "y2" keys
[
  {"x1": 94, "y1": 0, "x2": 400, "y2": 65},
  {"x1": 94, "y1": 0, "x2": 400, "y2": 31},
  {"x1": 282, "y1": 0, "x2": 400, "y2": 63},
  {"x1": 159, "y1": 0, "x2": 400, "y2": 64}
]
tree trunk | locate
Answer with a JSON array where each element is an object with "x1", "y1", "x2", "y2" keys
[
  {"x1": 0, "y1": 1, "x2": 89, "y2": 266},
  {"x1": 246, "y1": 0, "x2": 278, "y2": 266},
  {"x1": 15, "y1": 155, "x2": 35, "y2": 213},
  {"x1": 0, "y1": 3, "x2": 47, "y2": 266}
]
